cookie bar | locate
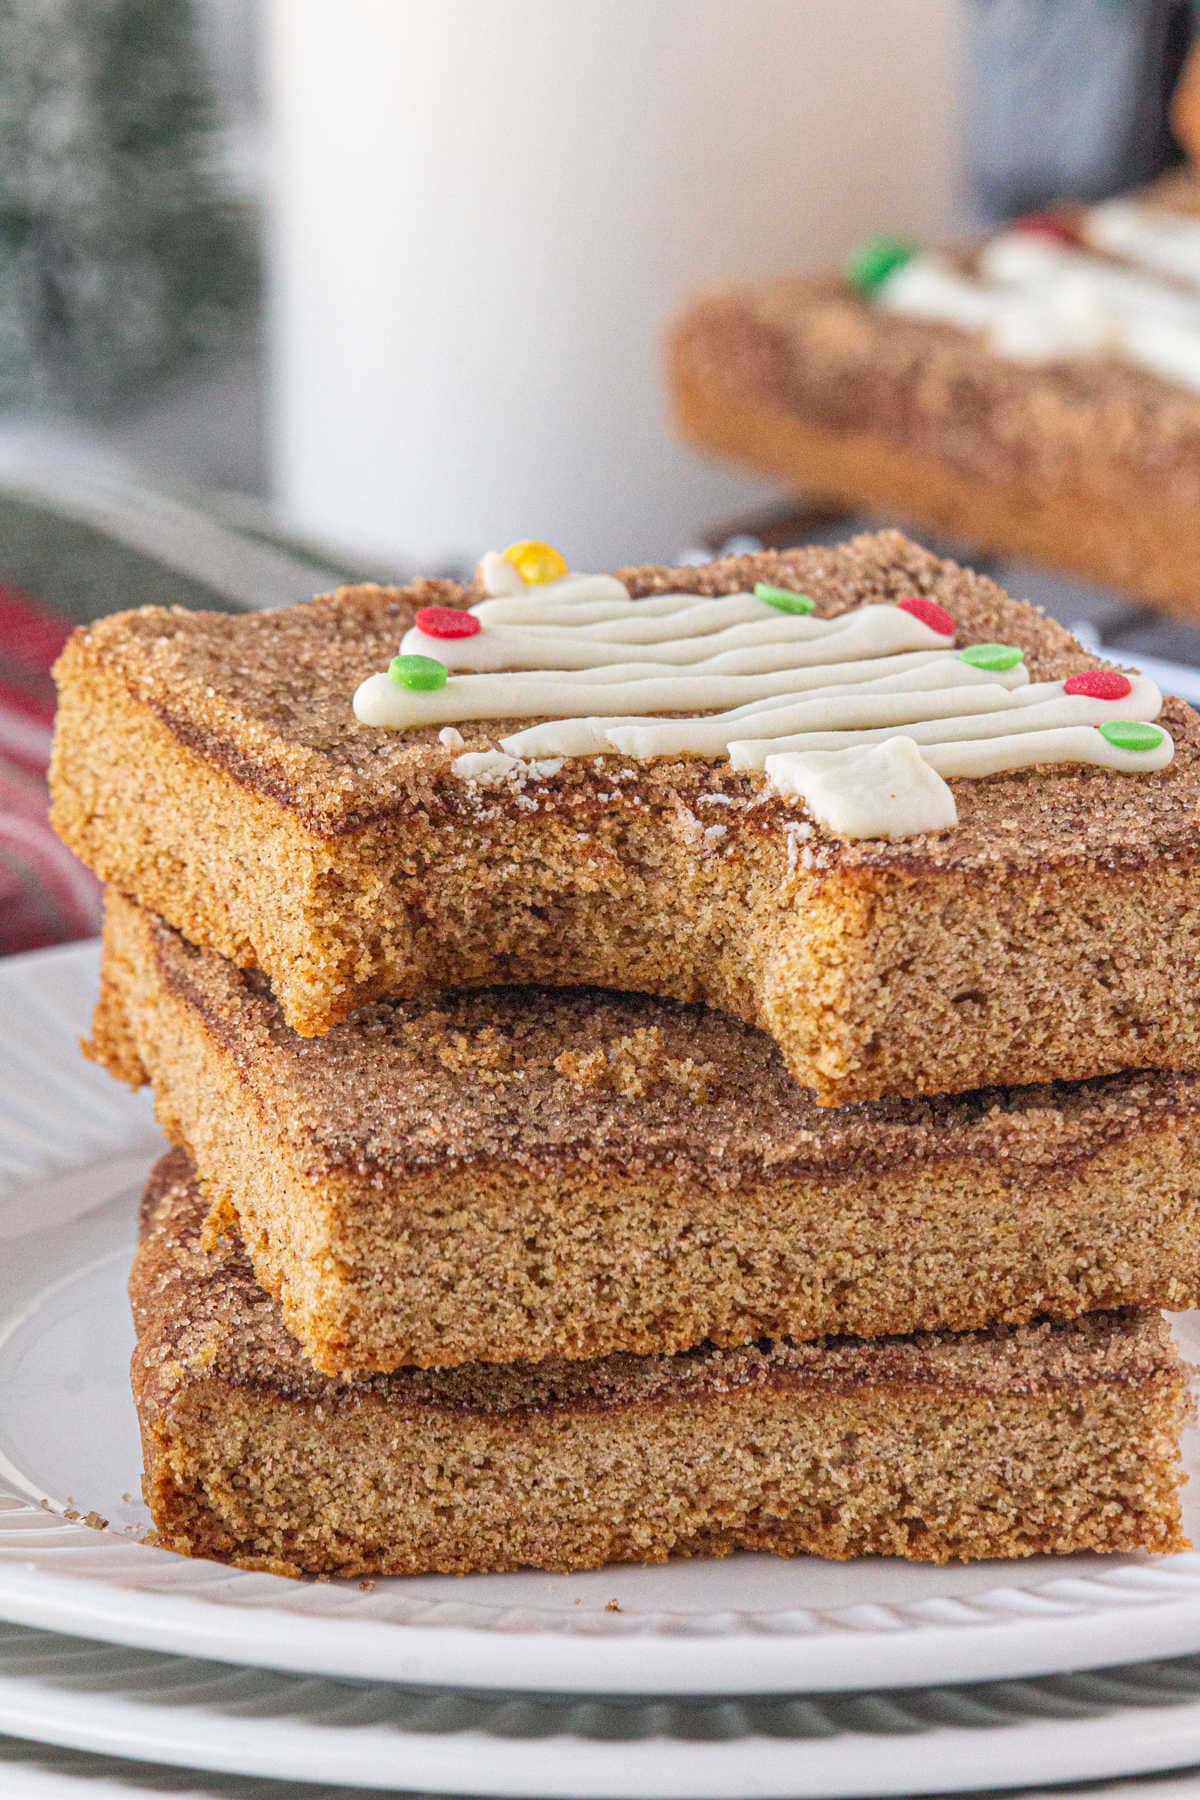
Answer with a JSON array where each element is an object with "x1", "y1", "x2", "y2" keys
[
  {"x1": 132, "y1": 1150, "x2": 1190, "y2": 1576},
  {"x1": 96, "y1": 889, "x2": 1200, "y2": 1375},
  {"x1": 51, "y1": 532, "x2": 1200, "y2": 1103},
  {"x1": 669, "y1": 173, "x2": 1200, "y2": 622}
]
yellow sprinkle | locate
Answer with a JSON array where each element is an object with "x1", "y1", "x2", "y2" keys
[{"x1": 502, "y1": 539, "x2": 568, "y2": 585}]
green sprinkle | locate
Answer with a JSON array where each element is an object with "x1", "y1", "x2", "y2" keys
[
  {"x1": 754, "y1": 582, "x2": 815, "y2": 615},
  {"x1": 1099, "y1": 719, "x2": 1165, "y2": 753},
  {"x1": 847, "y1": 236, "x2": 916, "y2": 295},
  {"x1": 959, "y1": 642, "x2": 1023, "y2": 673},
  {"x1": 389, "y1": 653, "x2": 448, "y2": 691}
]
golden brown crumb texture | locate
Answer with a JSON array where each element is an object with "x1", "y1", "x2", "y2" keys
[
  {"x1": 96, "y1": 889, "x2": 1200, "y2": 1374},
  {"x1": 129, "y1": 1152, "x2": 1190, "y2": 1577},
  {"x1": 51, "y1": 533, "x2": 1200, "y2": 1103}
]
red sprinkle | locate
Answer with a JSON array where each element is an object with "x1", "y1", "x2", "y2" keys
[
  {"x1": 1063, "y1": 670, "x2": 1132, "y2": 700},
  {"x1": 414, "y1": 606, "x2": 482, "y2": 640},
  {"x1": 896, "y1": 596, "x2": 955, "y2": 638},
  {"x1": 1013, "y1": 208, "x2": 1080, "y2": 244}
]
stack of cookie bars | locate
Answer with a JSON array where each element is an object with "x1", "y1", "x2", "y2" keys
[{"x1": 49, "y1": 529, "x2": 1200, "y2": 1576}]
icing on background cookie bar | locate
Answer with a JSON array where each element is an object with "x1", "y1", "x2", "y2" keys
[{"x1": 853, "y1": 201, "x2": 1200, "y2": 393}]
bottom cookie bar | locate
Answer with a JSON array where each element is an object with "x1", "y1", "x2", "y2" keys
[{"x1": 132, "y1": 1151, "x2": 1190, "y2": 1578}]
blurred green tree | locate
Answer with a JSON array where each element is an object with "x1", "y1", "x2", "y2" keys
[{"x1": 0, "y1": 0, "x2": 256, "y2": 412}]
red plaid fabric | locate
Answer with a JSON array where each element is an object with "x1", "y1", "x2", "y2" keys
[{"x1": 0, "y1": 583, "x2": 102, "y2": 954}]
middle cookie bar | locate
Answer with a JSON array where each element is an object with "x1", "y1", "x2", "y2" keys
[{"x1": 94, "y1": 890, "x2": 1200, "y2": 1376}]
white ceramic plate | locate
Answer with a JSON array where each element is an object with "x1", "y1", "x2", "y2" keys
[
  {"x1": 4, "y1": 1621, "x2": 1200, "y2": 1797},
  {"x1": 3, "y1": 941, "x2": 1200, "y2": 1698}
]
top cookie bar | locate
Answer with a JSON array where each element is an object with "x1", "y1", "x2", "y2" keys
[
  {"x1": 50, "y1": 530, "x2": 1200, "y2": 1104},
  {"x1": 670, "y1": 172, "x2": 1200, "y2": 623}
]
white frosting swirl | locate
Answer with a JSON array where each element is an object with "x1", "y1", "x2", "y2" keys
[
  {"x1": 400, "y1": 600, "x2": 951, "y2": 676},
  {"x1": 354, "y1": 594, "x2": 956, "y2": 730},
  {"x1": 765, "y1": 716, "x2": 1174, "y2": 841},
  {"x1": 501, "y1": 656, "x2": 1025, "y2": 760},
  {"x1": 1085, "y1": 199, "x2": 1200, "y2": 287},
  {"x1": 727, "y1": 673, "x2": 1163, "y2": 767},
  {"x1": 874, "y1": 202, "x2": 1200, "y2": 392},
  {"x1": 766, "y1": 736, "x2": 959, "y2": 841}
]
